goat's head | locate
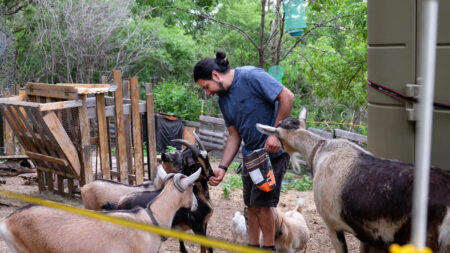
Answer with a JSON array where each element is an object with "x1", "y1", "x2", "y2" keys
[
  {"x1": 256, "y1": 107, "x2": 308, "y2": 155},
  {"x1": 156, "y1": 164, "x2": 200, "y2": 211},
  {"x1": 162, "y1": 136, "x2": 214, "y2": 181}
]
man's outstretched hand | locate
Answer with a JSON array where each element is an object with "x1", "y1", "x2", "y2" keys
[{"x1": 208, "y1": 167, "x2": 226, "y2": 186}]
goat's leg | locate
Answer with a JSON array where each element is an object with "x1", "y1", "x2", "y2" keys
[
  {"x1": 359, "y1": 242, "x2": 385, "y2": 253},
  {"x1": 192, "y1": 226, "x2": 213, "y2": 253},
  {"x1": 327, "y1": 227, "x2": 348, "y2": 253},
  {"x1": 179, "y1": 240, "x2": 189, "y2": 253}
]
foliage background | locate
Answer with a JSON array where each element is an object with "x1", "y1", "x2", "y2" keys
[{"x1": 1, "y1": 0, "x2": 367, "y2": 132}]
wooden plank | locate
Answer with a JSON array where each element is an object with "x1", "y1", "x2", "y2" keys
[
  {"x1": 57, "y1": 175, "x2": 64, "y2": 195},
  {"x1": 198, "y1": 128, "x2": 226, "y2": 139},
  {"x1": 0, "y1": 155, "x2": 28, "y2": 159},
  {"x1": 4, "y1": 114, "x2": 15, "y2": 156},
  {"x1": 42, "y1": 111, "x2": 81, "y2": 176},
  {"x1": 67, "y1": 179, "x2": 74, "y2": 196},
  {"x1": 334, "y1": 129, "x2": 368, "y2": 144},
  {"x1": 0, "y1": 94, "x2": 27, "y2": 102},
  {"x1": 113, "y1": 70, "x2": 128, "y2": 183},
  {"x1": 145, "y1": 83, "x2": 157, "y2": 181},
  {"x1": 24, "y1": 151, "x2": 69, "y2": 166},
  {"x1": 183, "y1": 126, "x2": 196, "y2": 144},
  {"x1": 36, "y1": 165, "x2": 78, "y2": 179},
  {"x1": 183, "y1": 120, "x2": 201, "y2": 128},
  {"x1": 122, "y1": 80, "x2": 133, "y2": 184},
  {"x1": 199, "y1": 115, "x2": 226, "y2": 125},
  {"x1": 0, "y1": 100, "x2": 40, "y2": 107},
  {"x1": 55, "y1": 83, "x2": 110, "y2": 94},
  {"x1": 86, "y1": 103, "x2": 147, "y2": 119},
  {"x1": 39, "y1": 100, "x2": 82, "y2": 112},
  {"x1": 78, "y1": 94, "x2": 93, "y2": 185},
  {"x1": 46, "y1": 172, "x2": 54, "y2": 192},
  {"x1": 37, "y1": 170, "x2": 45, "y2": 191},
  {"x1": 96, "y1": 93, "x2": 111, "y2": 180},
  {"x1": 44, "y1": 97, "x2": 55, "y2": 193},
  {"x1": 26, "y1": 83, "x2": 79, "y2": 100},
  {"x1": 308, "y1": 127, "x2": 333, "y2": 139},
  {"x1": 130, "y1": 77, "x2": 143, "y2": 184}
]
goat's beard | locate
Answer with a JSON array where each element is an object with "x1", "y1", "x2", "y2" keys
[
  {"x1": 216, "y1": 81, "x2": 228, "y2": 97},
  {"x1": 289, "y1": 152, "x2": 303, "y2": 174}
]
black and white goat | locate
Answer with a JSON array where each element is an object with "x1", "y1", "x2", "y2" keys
[
  {"x1": 81, "y1": 133, "x2": 213, "y2": 211},
  {"x1": 0, "y1": 165, "x2": 201, "y2": 253},
  {"x1": 256, "y1": 107, "x2": 450, "y2": 253},
  {"x1": 113, "y1": 137, "x2": 215, "y2": 253}
]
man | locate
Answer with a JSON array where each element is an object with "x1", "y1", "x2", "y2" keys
[{"x1": 193, "y1": 51, "x2": 294, "y2": 251}]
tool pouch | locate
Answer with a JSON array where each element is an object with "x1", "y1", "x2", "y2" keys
[{"x1": 243, "y1": 148, "x2": 276, "y2": 192}]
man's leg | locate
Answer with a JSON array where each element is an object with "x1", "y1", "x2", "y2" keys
[
  {"x1": 258, "y1": 206, "x2": 275, "y2": 247},
  {"x1": 247, "y1": 206, "x2": 261, "y2": 246}
]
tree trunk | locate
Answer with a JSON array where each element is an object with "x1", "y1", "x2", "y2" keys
[
  {"x1": 258, "y1": 0, "x2": 267, "y2": 67},
  {"x1": 0, "y1": 9, "x2": 16, "y2": 90}
]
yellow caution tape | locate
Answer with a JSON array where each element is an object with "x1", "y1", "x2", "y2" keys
[
  {"x1": 0, "y1": 189, "x2": 271, "y2": 253},
  {"x1": 308, "y1": 120, "x2": 366, "y2": 128},
  {"x1": 390, "y1": 244, "x2": 433, "y2": 253}
]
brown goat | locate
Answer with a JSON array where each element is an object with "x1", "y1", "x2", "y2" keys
[
  {"x1": 256, "y1": 107, "x2": 450, "y2": 253},
  {"x1": 0, "y1": 165, "x2": 201, "y2": 253}
]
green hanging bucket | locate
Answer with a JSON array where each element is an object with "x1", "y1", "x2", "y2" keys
[{"x1": 283, "y1": 0, "x2": 307, "y2": 37}]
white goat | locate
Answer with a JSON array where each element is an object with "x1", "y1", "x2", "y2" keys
[
  {"x1": 274, "y1": 197, "x2": 309, "y2": 253},
  {"x1": 81, "y1": 174, "x2": 164, "y2": 210},
  {"x1": 231, "y1": 211, "x2": 248, "y2": 244},
  {"x1": 230, "y1": 197, "x2": 309, "y2": 252},
  {"x1": 0, "y1": 165, "x2": 201, "y2": 253},
  {"x1": 256, "y1": 107, "x2": 450, "y2": 253}
]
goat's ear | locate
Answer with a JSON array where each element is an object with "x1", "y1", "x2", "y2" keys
[
  {"x1": 256, "y1": 123, "x2": 279, "y2": 137},
  {"x1": 299, "y1": 107, "x2": 307, "y2": 129}
]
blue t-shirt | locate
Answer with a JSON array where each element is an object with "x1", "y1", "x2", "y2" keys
[{"x1": 218, "y1": 66, "x2": 284, "y2": 157}]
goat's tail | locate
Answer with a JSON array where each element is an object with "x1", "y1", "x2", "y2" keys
[{"x1": 295, "y1": 196, "x2": 305, "y2": 213}]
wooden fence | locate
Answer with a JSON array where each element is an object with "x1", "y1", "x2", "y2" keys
[{"x1": 0, "y1": 70, "x2": 158, "y2": 196}]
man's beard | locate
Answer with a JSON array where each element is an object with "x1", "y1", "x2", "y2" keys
[{"x1": 216, "y1": 81, "x2": 228, "y2": 96}]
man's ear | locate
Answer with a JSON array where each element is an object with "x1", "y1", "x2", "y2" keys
[{"x1": 211, "y1": 70, "x2": 220, "y2": 81}]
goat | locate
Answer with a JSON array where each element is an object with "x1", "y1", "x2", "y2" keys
[
  {"x1": 231, "y1": 198, "x2": 309, "y2": 253},
  {"x1": 81, "y1": 174, "x2": 164, "y2": 210},
  {"x1": 81, "y1": 132, "x2": 213, "y2": 211},
  {"x1": 274, "y1": 197, "x2": 309, "y2": 253},
  {"x1": 113, "y1": 137, "x2": 215, "y2": 253},
  {"x1": 231, "y1": 211, "x2": 248, "y2": 244},
  {"x1": 256, "y1": 107, "x2": 450, "y2": 253},
  {"x1": 0, "y1": 165, "x2": 201, "y2": 253}
]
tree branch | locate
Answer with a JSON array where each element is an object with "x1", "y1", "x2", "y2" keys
[
  {"x1": 279, "y1": 14, "x2": 354, "y2": 62},
  {"x1": 152, "y1": 5, "x2": 259, "y2": 50}
]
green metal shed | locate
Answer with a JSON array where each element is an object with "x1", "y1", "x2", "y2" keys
[{"x1": 367, "y1": 0, "x2": 450, "y2": 171}]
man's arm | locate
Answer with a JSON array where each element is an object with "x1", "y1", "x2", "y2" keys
[
  {"x1": 265, "y1": 87, "x2": 294, "y2": 153},
  {"x1": 208, "y1": 125, "x2": 242, "y2": 186}
]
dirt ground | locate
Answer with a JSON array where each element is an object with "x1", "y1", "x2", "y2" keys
[{"x1": 0, "y1": 163, "x2": 361, "y2": 253}]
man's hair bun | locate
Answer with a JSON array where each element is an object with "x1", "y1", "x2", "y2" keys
[{"x1": 215, "y1": 51, "x2": 229, "y2": 68}]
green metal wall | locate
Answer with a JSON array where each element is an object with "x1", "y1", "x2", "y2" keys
[{"x1": 367, "y1": 0, "x2": 450, "y2": 170}]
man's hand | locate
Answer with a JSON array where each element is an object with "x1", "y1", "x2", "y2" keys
[
  {"x1": 264, "y1": 135, "x2": 281, "y2": 153},
  {"x1": 208, "y1": 167, "x2": 226, "y2": 186}
]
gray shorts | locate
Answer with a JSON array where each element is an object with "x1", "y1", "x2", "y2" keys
[{"x1": 242, "y1": 152, "x2": 290, "y2": 207}]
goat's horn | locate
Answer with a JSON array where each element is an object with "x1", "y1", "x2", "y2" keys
[
  {"x1": 157, "y1": 164, "x2": 168, "y2": 181},
  {"x1": 299, "y1": 107, "x2": 307, "y2": 129},
  {"x1": 181, "y1": 168, "x2": 201, "y2": 189},
  {"x1": 193, "y1": 130, "x2": 206, "y2": 151},
  {"x1": 171, "y1": 139, "x2": 200, "y2": 158}
]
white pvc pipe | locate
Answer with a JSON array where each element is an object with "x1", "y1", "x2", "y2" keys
[{"x1": 411, "y1": 0, "x2": 439, "y2": 249}]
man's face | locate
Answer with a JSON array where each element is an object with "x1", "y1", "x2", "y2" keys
[{"x1": 197, "y1": 79, "x2": 227, "y2": 97}]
